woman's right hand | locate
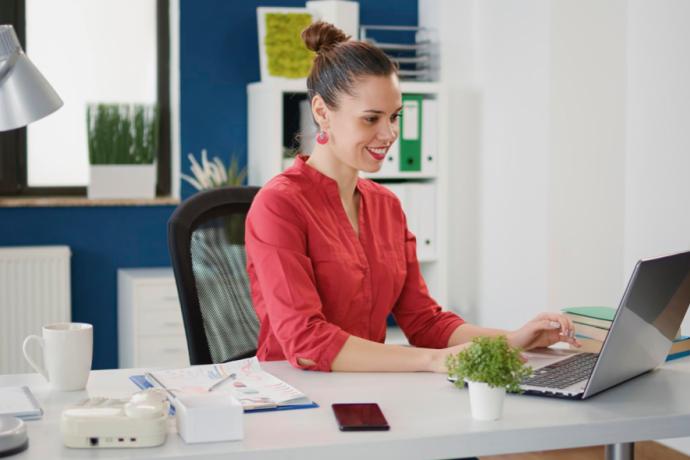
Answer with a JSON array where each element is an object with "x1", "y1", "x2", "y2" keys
[{"x1": 427, "y1": 342, "x2": 473, "y2": 373}]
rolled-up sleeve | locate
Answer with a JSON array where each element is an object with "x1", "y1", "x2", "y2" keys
[
  {"x1": 245, "y1": 187, "x2": 350, "y2": 371},
  {"x1": 392, "y1": 213, "x2": 465, "y2": 349}
]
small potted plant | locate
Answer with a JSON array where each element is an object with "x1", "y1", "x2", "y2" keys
[
  {"x1": 86, "y1": 103, "x2": 159, "y2": 199},
  {"x1": 446, "y1": 336, "x2": 532, "y2": 421}
]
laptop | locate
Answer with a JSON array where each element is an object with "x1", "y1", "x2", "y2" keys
[{"x1": 493, "y1": 250, "x2": 690, "y2": 400}]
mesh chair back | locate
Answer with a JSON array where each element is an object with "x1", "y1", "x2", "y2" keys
[{"x1": 168, "y1": 186, "x2": 260, "y2": 364}]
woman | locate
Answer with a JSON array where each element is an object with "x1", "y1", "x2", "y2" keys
[{"x1": 245, "y1": 21, "x2": 579, "y2": 373}]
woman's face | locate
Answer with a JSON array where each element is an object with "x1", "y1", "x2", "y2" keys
[{"x1": 323, "y1": 73, "x2": 402, "y2": 173}]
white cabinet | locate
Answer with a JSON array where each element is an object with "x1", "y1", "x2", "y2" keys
[
  {"x1": 247, "y1": 79, "x2": 449, "y2": 307},
  {"x1": 117, "y1": 268, "x2": 189, "y2": 369}
]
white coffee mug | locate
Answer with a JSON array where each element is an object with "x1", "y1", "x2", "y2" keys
[{"x1": 22, "y1": 323, "x2": 93, "y2": 391}]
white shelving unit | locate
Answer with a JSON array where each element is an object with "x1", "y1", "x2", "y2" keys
[{"x1": 247, "y1": 78, "x2": 450, "y2": 308}]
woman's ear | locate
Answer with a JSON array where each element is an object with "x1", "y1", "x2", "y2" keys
[{"x1": 311, "y1": 94, "x2": 330, "y2": 131}]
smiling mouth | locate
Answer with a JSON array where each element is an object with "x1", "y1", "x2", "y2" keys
[{"x1": 366, "y1": 146, "x2": 389, "y2": 160}]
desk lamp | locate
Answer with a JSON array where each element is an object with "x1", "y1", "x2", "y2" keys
[{"x1": 0, "y1": 24, "x2": 63, "y2": 132}]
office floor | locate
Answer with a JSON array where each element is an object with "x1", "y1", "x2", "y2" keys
[{"x1": 482, "y1": 441, "x2": 689, "y2": 460}]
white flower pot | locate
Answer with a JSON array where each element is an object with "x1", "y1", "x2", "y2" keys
[
  {"x1": 88, "y1": 164, "x2": 156, "y2": 199},
  {"x1": 466, "y1": 380, "x2": 506, "y2": 421}
]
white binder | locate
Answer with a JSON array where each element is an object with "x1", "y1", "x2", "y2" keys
[
  {"x1": 421, "y1": 99, "x2": 438, "y2": 176},
  {"x1": 383, "y1": 183, "x2": 437, "y2": 262},
  {"x1": 378, "y1": 138, "x2": 401, "y2": 176}
]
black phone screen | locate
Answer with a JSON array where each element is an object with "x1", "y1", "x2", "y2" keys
[{"x1": 332, "y1": 403, "x2": 390, "y2": 431}]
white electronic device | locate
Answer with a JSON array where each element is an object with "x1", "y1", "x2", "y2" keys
[{"x1": 60, "y1": 389, "x2": 169, "y2": 448}]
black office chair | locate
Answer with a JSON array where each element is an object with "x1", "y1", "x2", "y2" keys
[{"x1": 168, "y1": 186, "x2": 260, "y2": 365}]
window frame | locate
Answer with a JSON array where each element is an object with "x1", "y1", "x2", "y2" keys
[{"x1": 0, "y1": 0, "x2": 171, "y2": 197}]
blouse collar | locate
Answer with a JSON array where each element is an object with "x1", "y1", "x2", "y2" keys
[{"x1": 293, "y1": 154, "x2": 364, "y2": 193}]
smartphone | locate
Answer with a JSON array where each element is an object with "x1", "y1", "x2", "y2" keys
[{"x1": 332, "y1": 403, "x2": 390, "y2": 431}]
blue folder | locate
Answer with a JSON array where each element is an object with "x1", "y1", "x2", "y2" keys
[{"x1": 129, "y1": 375, "x2": 319, "y2": 415}]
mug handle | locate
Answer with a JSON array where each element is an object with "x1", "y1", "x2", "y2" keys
[{"x1": 22, "y1": 335, "x2": 48, "y2": 381}]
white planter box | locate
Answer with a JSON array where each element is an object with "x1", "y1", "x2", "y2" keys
[
  {"x1": 467, "y1": 380, "x2": 506, "y2": 421},
  {"x1": 88, "y1": 164, "x2": 156, "y2": 199}
]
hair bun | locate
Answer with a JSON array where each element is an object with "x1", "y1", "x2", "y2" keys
[{"x1": 302, "y1": 21, "x2": 350, "y2": 54}]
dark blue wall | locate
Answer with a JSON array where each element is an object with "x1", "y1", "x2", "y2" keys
[{"x1": 0, "y1": 0, "x2": 418, "y2": 370}]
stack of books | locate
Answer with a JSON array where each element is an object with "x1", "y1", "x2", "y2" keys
[{"x1": 562, "y1": 306, "x2": 690, "y2": 361}]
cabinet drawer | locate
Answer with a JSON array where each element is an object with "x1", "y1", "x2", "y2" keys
[
  {"x1": 138, "y1": 336, "x2": 189, "y2": 368},
  {"x1": 135, "y1": 283, "x2": 179, "y2": 310},
  {"x1": 137, "y1": 307, "x2": 185, "y2": 336}
]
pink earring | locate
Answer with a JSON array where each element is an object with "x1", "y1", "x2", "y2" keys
[{"x1": 316, "y1": 130, "x2": 329, "y2": 145}]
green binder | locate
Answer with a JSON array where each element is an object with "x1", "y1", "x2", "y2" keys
[{"x1": 399, "y1": 94, "x2": 423, "y2": 172}]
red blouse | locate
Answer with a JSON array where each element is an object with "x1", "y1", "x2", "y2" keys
[{"x1": 245, "y1": 155, "x2": 464, "y2": 371}]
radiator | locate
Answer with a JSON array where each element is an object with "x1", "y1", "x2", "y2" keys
[{"x1": 0, "y1": 246, "x2": 71, "y2": 374}]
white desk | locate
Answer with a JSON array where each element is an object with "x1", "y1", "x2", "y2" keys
[{"x1": 3, "y1": 359, "x2": 690, "y2": 459}]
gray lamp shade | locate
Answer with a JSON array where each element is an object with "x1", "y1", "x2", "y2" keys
[{"x1": 0, "y1": 24, "x2": 63, "y2": 132}]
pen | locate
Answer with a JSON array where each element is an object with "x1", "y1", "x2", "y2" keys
[
  {"x1": 144, "y1": 372, "x2": 178, "y2": 400},
  {"x1": 208, "y1": 373, "x2": 237, "y2": 392}
]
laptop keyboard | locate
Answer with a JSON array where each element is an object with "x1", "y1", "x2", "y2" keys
[{"x1": 522, "y1": 353, "x2": 598, "y2": 389}]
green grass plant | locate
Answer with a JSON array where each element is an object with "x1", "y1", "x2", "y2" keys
[{"x1": 87, "y1": 103, "x2": 159, "y2": 165}]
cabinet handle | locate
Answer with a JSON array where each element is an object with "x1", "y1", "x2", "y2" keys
[
  {"x1": 163, "y1": 321, "x2": 182, "y2": 327},
  {"x1": 162, "y1": 296, "x2": 178, "y2": 302}
]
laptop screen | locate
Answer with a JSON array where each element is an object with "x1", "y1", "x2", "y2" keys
[{"x1": 583, "y1": 251, "x2": 690, "y2": 399}]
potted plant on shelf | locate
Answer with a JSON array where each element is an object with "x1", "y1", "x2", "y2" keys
[
  {"x1": 181, "y1": 149, "x2": 248, "y2": 244},
  {"x1": 87, "y1": 103, "x2": 159, "y2": 199},
  {"x1": 181, "y1": 149, "x2": 247, "y2": 190},
  {"x1": 446, "y1": 336, "x2": 532, "y2": 421}
]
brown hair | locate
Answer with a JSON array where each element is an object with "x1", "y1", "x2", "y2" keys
[{"x1": 301, "y1": 21, "x2": 398, "y2": 110}]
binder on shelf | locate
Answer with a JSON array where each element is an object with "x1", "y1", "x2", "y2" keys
[
  {"x1": 421, "y1": 98, "x2": 437, "y2": 176},
  {"x1": 384, "y1": 183, "x2": 437, "y2": 262},
  {"x1": 399, "y1": 94, "x2": 423, "y2": 172},
  {"x1": 378, "y1": 137, "x2": 400, "y2": 176},
  {"x1": 414, "y1": 184, "x2": 436, "y2": 261}
]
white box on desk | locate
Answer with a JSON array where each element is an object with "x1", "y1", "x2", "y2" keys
[{"x1": 175, "y1": 393, "x2": 243, "y2": 443}]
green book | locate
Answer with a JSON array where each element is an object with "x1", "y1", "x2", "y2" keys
[
  {"x1": 562, "y1": 306, "x2": 615, "y2": 329},
  {"x1": 399, "y1": 93, "x2": 423, "y2": 172},
  {"x1": 561, "y1": 306, "x2": 616, "y2": 321}
]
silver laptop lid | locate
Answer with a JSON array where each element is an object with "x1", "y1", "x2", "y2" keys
[{"x1": 583, "y1": 250, "x2": 690, "y2": 399}]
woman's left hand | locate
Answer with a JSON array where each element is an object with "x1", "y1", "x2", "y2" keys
[{"x1": 507, "y1": 312, "x2": 581, "y2": 351}]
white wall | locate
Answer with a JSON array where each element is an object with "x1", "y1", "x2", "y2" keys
[
  {"x1": 624, "y1": 0, "x2": 690, "y2": 284},
  {"x1": 548, "y1": 0, "x2": 627, "y2": 312},
  {"x1": 422, "y1": 0, "x2": 690, "y2": 453},
  {"x1": 624, "y1": 0, "x2": 690, "y2": 454},
  {"x1": 475, "y1": 1, "x2": 552, "y2": 328}
]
